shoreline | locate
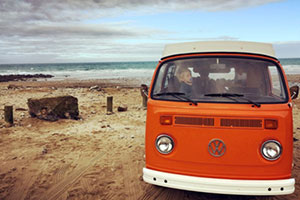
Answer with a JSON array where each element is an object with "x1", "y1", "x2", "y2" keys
[
  {"x1": 0, "y1": 73, "x2": 299, "y2": 88},
  {"x1": 0, "y1": 78, "x2": 152, "y2": 89}
]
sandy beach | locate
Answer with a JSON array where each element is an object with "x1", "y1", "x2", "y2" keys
[{"x1": 0, "y1": 77, "x2": 300, "y2": 200}]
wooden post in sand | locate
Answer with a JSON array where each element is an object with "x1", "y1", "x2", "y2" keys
[
  {"x1": 142, "y1": 95, "x2": 147, "y2": 108},
  {"x1": 140, "y1": 84, "x2": 148, "y2": 108},
  {"x1": 107, "y1": 96, "x2": 113, "y2": 113},
  {"x1": 4, "y1": 106, "x2": 13, "y2": 125}
]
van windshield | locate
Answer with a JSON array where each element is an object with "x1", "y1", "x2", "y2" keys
[{"x1": 152, "y1": 57, "x2": 288, "y2": 104}]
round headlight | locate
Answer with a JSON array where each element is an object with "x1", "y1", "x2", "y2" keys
[
  {"x1": 156, "y1": 135, "x2": 174, "y2": 154},
  {"x1": 261, "y1": 140, "x2": 282, "y2": 161}
]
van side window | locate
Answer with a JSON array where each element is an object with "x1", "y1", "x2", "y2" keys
[
  {"x1": 165, "y1": 64, "x2": 178, "y2": 92},
  {"x1": 268, "y1": 65, "x2": 286, "y2": 99},
  {"x1": 153, "y1": 64, "x2": 166, "y2": 94},
  {"x1": 153, "y1": 63, "x2": 179, "y2": 94}
]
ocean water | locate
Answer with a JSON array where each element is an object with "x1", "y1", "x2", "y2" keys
[
  {"x1": 278, "y1": 58, "x2": 300, "y2": 75},
  {"x1": 0, "y1": 61, "x2": 157, "y2": 80},
  {"x1": 0, "y1": 58, "x2": 299, "y2": 80}
]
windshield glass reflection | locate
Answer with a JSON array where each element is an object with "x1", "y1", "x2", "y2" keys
[{"x1": 152, "y1": 57, "x2": 287, "y2": 103}]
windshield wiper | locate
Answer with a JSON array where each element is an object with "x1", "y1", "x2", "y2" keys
[
  {"x1": 205, "y1": 93, "x2": 243, "y2": 97},
  {"x1": 204, "y1": 93, "x2": 261, "y2": 108},
  {"x1": 153, "y1": 92, "x2": 198, "y2": 106}
]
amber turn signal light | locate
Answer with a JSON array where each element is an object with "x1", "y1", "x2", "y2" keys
[
  {"x1": 160, "y1": 116, "x2": 173, "y2": 125},
  {"x1": 264, "y1": 119, "x2": 278, "y2": 129}
]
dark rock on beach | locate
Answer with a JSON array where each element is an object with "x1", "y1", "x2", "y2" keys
[
  {"x1": 117, "y1": 106, "x2": 128, "y2": 112},
  {"x1": 0, "y1": 74, "x2": 53, "y2": 82},
  {"x1": 27, "y1": 96, "x2": 79, "y2": 121}
]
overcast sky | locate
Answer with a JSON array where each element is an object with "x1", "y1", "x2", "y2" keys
[{"x1": 0, "y1": 0, "x2": 299, "y2": 64}]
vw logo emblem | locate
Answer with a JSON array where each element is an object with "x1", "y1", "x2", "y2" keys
[{"x1": 208, "y1": 139, "x2": 226, "y2": 157}]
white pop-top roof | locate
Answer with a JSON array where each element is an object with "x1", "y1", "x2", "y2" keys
[{"x1": 162, "y1": 41, "x2": 276, "y2": 59}]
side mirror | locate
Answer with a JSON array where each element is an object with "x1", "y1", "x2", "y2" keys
[
  {"x1": 140, "y1": 84, "x2": 149, "y2": 97},
  {"x1": 290, "y1": 85, "x2": 299, "y2": 100}
]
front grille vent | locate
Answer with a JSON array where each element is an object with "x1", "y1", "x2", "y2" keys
[
  {"x1": 221, "y1": 119, "x2": 262, "y2": 128},
  {"x1": 175, "y1": 117, "x2": 214, "y2": 126}
]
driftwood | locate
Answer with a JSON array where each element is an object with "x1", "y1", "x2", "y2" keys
[{"x1": 27, "y1": 96, "x2": 79, "y2": 121}]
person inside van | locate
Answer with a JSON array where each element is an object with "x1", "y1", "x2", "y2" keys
[
  {"x1": 193, "y1": 67, "x2": 217, "y2": 95},
  {"x1": 177, "y1": 67, "x2": 193, "y2": 97},
  {"x1": 234, "y1": 65, "x2": 247, "y2": 87}
]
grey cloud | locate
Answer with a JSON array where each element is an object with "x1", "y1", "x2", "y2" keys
[
  {"x1": 1, "y1": 0, "x2": 282, "y2": 23},
  {"x1": 0, "y1": 37, "x2": 163, "y2": 63},
  {"x1": 0, "y1": 0, "x2": 282, "y2": 38},
  {"x1": 68, "y1": 0, "x2": 281, "y2": 11},
  {"x1": 1, "y1": 24, "x2": 140, "y2": 38},
  {"x1": 0, "y1": 0, "x2": 287, "y2": 64}
]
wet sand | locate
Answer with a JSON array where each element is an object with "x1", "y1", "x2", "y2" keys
[{"x1": 0, "y1": 78, "x2": 300, "y2": 200}]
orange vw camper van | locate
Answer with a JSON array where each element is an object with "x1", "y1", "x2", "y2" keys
[{"x1": 143, "y1": 41, "x2": 299, "y2": 195}]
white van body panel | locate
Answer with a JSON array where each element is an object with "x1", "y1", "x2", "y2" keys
[
  {"x1": 143, "y1": 168, "x2": 295, "y2": 195},
  {"x1": 162, "y1": 41, "x2": 276, "y2": 58}
]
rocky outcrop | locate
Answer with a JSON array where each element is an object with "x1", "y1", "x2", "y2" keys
[
  {"x1": 0, "y1": 74, "x2": 53, "y2": 82},
  {"x1": 27, "y1": 96, "x2": 79, "y2": 121}
]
